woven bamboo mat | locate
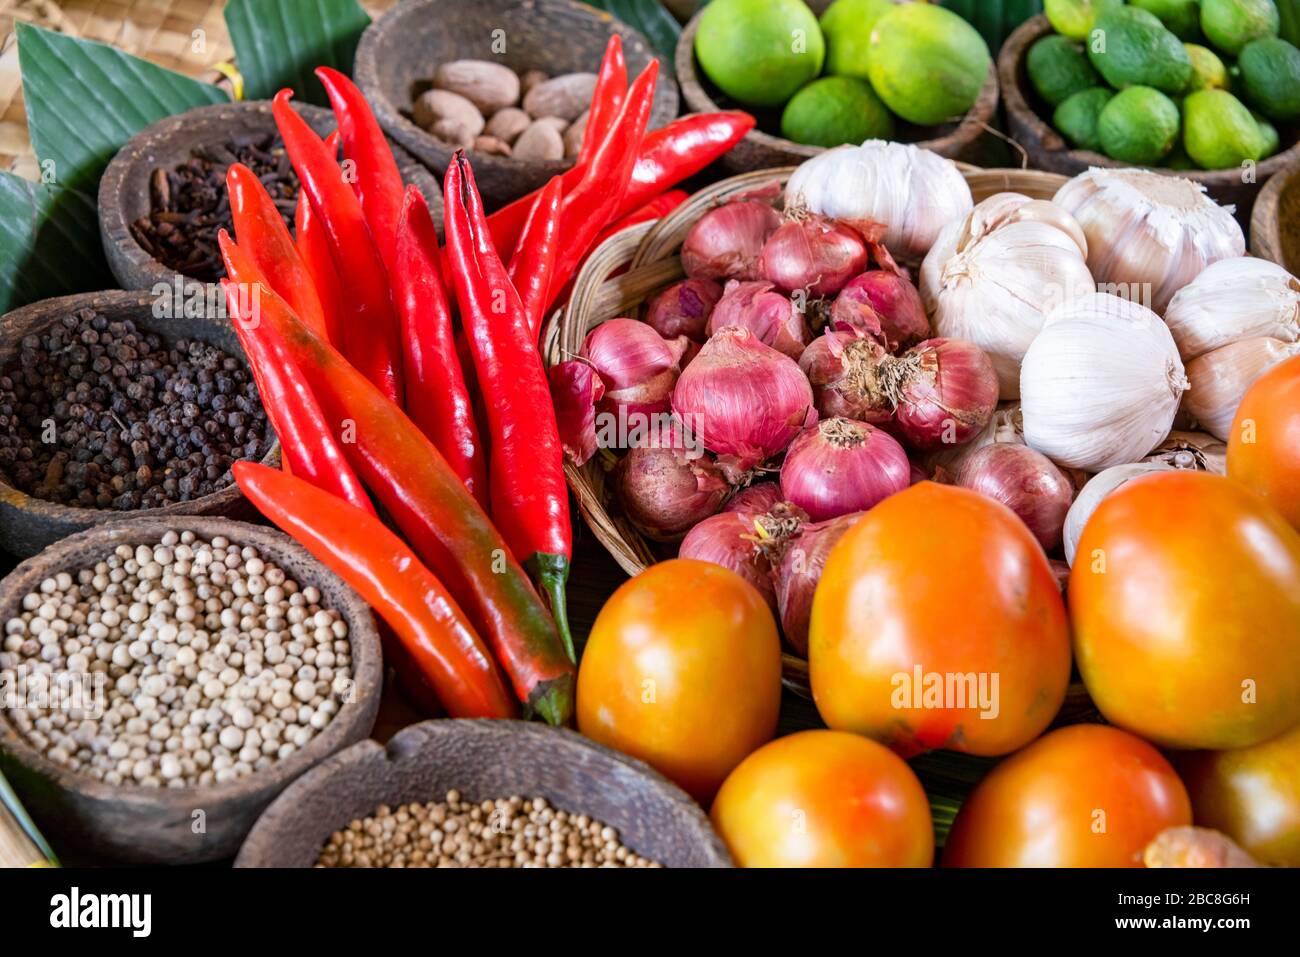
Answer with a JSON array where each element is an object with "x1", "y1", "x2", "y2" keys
[{"x1": 0, "y1": 0, "x2": 398, "y2": 179}]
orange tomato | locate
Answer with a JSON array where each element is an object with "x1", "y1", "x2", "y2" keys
[
  {"x1": 943, "y1": 724, "x2": 1191, "y2": 867},
  {"x1": 576, "y1": 559, "x2": 782, "y2": 803},
  {"x1": 1228, "y1": 354, "x2": 1300, "y2": 531},
  {"x1": 1069, "y1": 470, "x2": 1300, "y2": 750},
  {"x1": 1178, "y1": 723, "x2": 1300, "y2": 867},
  {"x1": 711, "y1": 730, "x2": 934, "y2": 867},
  {"x1": 809, "y1": 482, "x2": 1071, "y2": 757}
]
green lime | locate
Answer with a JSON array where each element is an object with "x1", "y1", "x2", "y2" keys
[
  {"x1": 866, "y1": 4, "x2": 991, "y2": 125},
  {"x1": 820, "y1": 0, "x2": 895, "y2": 80},
  {"x1": 1201, "y1": 0, "x2": 1281, "y2": 55},
  {"x1": 1238, "y1": 36, "x2": 1300, "y2": 120},
  {"x1": 1098, "y1": 85, "x2": 1182, "y2": 163},
  {"x1": 781, "y1": 76, "x2": 895, "y2": 146},
  {"x1": 1183, "y1": 88, "x2": 1266, "y2": 167},
  {"x1": 1044, "y1": 0, "x2": 1126, "y2": 40},
  {"x1": 1054, "y1": 86, "x2": 1115, "y2": 150},
  {"x1": 1253, "y1": 110, "x2": 1282, "y2": 156},
  {"x1": 1089, "y1": 7, "x2": 1195, "y2": 93},
  {"x1": 1028, "y1": 35, "x2": 1103, "y2": 106},
  {"x1": 1185, "y1": 43, "x2": 1231, "y2": 89},
  {"x1": 695, "y1": 0, "x2": 825, "y2": 107},
  {"x1": 1130, "y1": 0, "x2": 1205, "y2": 40}
]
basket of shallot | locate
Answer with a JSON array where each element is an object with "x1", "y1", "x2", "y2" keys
[{"x1": 544, "y1": 141, "x2": 1275, "y2": 692}]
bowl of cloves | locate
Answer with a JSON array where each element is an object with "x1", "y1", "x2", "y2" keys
[{"x1": 98, "y1": 100, "x2": 443, "y2": 296}]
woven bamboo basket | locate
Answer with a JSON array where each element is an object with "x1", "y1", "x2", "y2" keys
[
  {"x1": 543, "y1": 163, "x2": 1100, "y2": 719},
  {"x1": 1251, "y1": 158, "x2": 1300, "y2": 275}
]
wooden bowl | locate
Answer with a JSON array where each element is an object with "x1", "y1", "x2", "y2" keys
[
  {"x1": 0, "y1": 517, "x2": 383, "y2": 864},
  {"x1": 1251, "y1": 158, "x2": 1300, "y2": 273},
  {"x1": 0, "y1": 289, "x2": 279, "y2": 558},
  {"x1": 234, "y1": 718, "x2": 730, "y2": 867},
  {"x1": 999, "y1": 15, "x2": 1300, "y2": 219},
  {"x1": 352, "y1": 0, "x2": 680, "y2": 209},
  {"x1": 543, "y1": 165, "x2": 1070, "y2": 692},
  {"x1": 99, "y1": 100, "x2": 444, "y2": 294},
  {"x1": 676, "y1": 10, "x2": 1000, "y2": 174}
]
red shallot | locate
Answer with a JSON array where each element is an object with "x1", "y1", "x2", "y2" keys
[
  {"x1": 671, "y1": 325, "x2": 816, "y2": 481},
  {"x1": 581, "y1": 318, "x2": 688, "y2": 419},
  {"x1": 643, "y1": 279, "x2": 722, "y2": 342},
  {"x1": 614, "y1": 444, "x2": 730, "y2": 542},
  {"x1": 707, "y1": 280, "x2": 812, "y2": 359},
  {"x1": 759, "y1": 215, "x2": 868, "y2": 297},
  {"x1": 723, "y1": 482, "x2": 784, "y2": 515},
  {"x1": 832, "y1": 271, "x2": 930, "y2": 353},
  {"x1": 678, "y1": 512, "x2": 778, "y2": 610},
  {"x1": 799, "y1": 330, "x2": 893, "y2": 424},
  {"x1": 780, "y1": 417, "x2": 910, "y2": 521},
  {"x1": 953, "y1": 443, "x2": 1074, "y2": 551},
  {"x1": 680, "y1": 200, "x2": 780, "y2": 282},
  {"x1": 889, "y1": 337, "x2": 998, "y2": 452},
  {"x1": 549, "y1": 360, "x2": 605, "y2": 466},
  {"x1": 773, "y1": 512, "x2": 860, "y2": 655}
]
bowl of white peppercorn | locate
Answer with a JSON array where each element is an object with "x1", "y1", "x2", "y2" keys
[
  {"x1": 0, "y1": 289, "x2": 280, "y2": 558},
  {"x1": 0, "y1": 516, "x2": 382, "y2": 864},
  {"x1": 235, "y1": 719, "x2": 732, "y2": 867},
  {"x1": 353, "y1": 0, "x2": 679, "y2": 207}
]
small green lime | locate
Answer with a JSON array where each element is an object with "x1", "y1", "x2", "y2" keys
[
  {"x1": 781, "y1": 76, "x2": 896, "y2": 147},
  {"x1": 866, "y1": 4, "x2": 991, "y2": 125},
  {"x1": 1185, "y1": 43, "x2": 1231, "y2": 89},
  {"x1": 1130, "y1": 0, "x2": 1205, "y2": 41},
  {"x1": 1183, "y1": 88, "x2": 1266, "y2": 167},
  {"x1": 1098, "y1": 85, "x2": 1182, "y2": 163},
  {"x1": 1201, "y1": 0, "x2": 1280, "y2": 55},
  {"x1": 820, "y1": 0, "x2": 895, "y2": 80},
  {"x1": 1054, "y1": 86, "x2": 1115, "y2": 150},
  {"x1": 695, "y1": 0, "x2": 825, "y2": 107},
  {"x1": 1028, "y1": 35, "x2": 1103, "y2": 105},
  {"x1": 1253, "y1": 110, "x2": 1281, "y2": 156},
  {"x1": 1089, "y1": 7, "x2": 1195, "y2": 94},
  {"x1": 1044, "y1": 0, "x2": 1126, "y2": 40},
  {"x1": 1238, "y1": 36, "x2": 1300, "y2": 120}
]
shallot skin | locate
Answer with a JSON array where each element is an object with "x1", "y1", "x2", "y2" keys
[
  {"x1": 775, "y1": 513, "x2": 860, "y2": 656},
  {"x1": 954, "y1": 443, "x2": 1074, "y2": 552},
  {"x1": 893, "y1": 337, "x2": 999, "y2": 452},
  {"x1": 799, "y1": 330, "x2": 893, "y2": 424},
  {"x1": 681, "y1": 201, "x2": 781, "y2": 282},
  {"x1": 780, "y1": 417, "x2": 911, "y2": 522},
  {"x1": 678, "y1": 512, "x2": 777, "y2": 610},
  {"x1": 759, "y1": 216, "x2": 868, "y2": 297},
  {"x1": 644, "y1": 279, "x2": 723, "y2": 342},
  {"x1": 832, "y1": 271, "x2": 930, "y2": 353},
  {"x1": 581, "y1": 317, "x2": 689, "y2": 419},
  {"x1": 614, "y1": 444, "x2": 730, "y2": 542},
  {"x1": 708, "y1": 280, "x2": 812, "y2": 359}
]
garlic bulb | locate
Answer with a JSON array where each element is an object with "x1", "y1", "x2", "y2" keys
[
  {"x1": 1064, "y1": 463, "x2": 1172, "y2": 565},
  {"x1": 785, "y1": 140, "x2": 972, "y2": 264},
  {"x1": 1184, "y1": 337, "x2": 1300, "y2": 441},
  {"x1": 1021, "y1": 293, "x2": 1188, "y2": 471},
  {"x1": 1164, "y1": 257, "x2": 1300, "y2": 360},
  {"x1": 921, "y1": 193, "x2": 1095, "y2": 398},
  {"x1": 1140, "y1": 431, "x2": 1227, "y2": 475},
  {"x1": 1054, "y1": 168, "x2": 1245, "y2": 315}
]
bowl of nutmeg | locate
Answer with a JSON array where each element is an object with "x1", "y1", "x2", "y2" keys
[{"x1": 353, "y1": 0, "x2": 679, "y2": 207}]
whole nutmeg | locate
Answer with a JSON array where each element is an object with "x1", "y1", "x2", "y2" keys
[
  {"x1": 432, "y1": 119, "x2": 476, "y2": 149},
  {"x1": 413, "y1": 89, "x2": 485, "y2": 139},
  {"x1": 520, "y1": 69, "x2": 549, "y2": 97},
  {"x1": 532, "y1": 116, "x2": 570, "y2": 135},
  {"x1": 563, "y1": 110, "x2": 589, "y2": 158},
  {"x1": 522, "y1": 73, "x2": 598, "y2": 122},
  {"x1": 473, "y1": 135, "x2": 512, "y2": 157},
  {"x1": 511, "y1": 121, "x2": 565, "y2": 161},
  {"x1": 484, "y1": 107, "x2": 532, "y2": 144},
  {"x1": 433, "y1": 59, "x2": 520, "y2": 114}
]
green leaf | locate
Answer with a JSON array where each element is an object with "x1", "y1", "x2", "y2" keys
[
  {"x1": 588, "y1": 0, "x2": 683, "y2": 60},
  {"x1": 0, "y1": 172, "x2": 112, "y2": 314},
  {"x1": 16, "y1": 22, "x2": 228, "y2": 196},
  {"x1": 224, "y1": 0, "x2": 372, "y2": 106}
]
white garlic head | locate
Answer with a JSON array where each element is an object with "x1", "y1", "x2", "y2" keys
[{"x1": 1164, "y1": 256, "x2": 1300, "y2": 361}]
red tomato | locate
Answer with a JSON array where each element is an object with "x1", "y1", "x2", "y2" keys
[
  {"x1": 943, "y1": 724, "x2": 1191, "y2": 867},
  {"x1": 1070, "y1": 470, "x2": 1300, "y2": 750},
  {"x1": 809, "y1": 482, "x2": 1071, "y2": 757},
  {"x1": 711, "y1": 730, "x2": 934, "y2": 867},
  {"x1": 1229, "y1": 354, "x2": 1300, "y2": 531},
  {"x1": 577, "y1": 559, "x2": 782, "y2": 803},
  {"x1": 1178, "y1": 723, "x2": 1300, "y2": 867}
]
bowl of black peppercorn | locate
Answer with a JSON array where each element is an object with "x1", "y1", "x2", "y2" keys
[
  {"x1": 0, "y1": 289, "x2": 279, "y2": 557},
  {"x1": 98, "y1": 99, "x2": 444, "y2": 295}
]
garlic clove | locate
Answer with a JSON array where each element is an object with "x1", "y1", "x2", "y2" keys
[
  {"x1": 1064, "y1": 463, "x2": 1173, "y2": 565},
  {"x1": 1183, "y1": 337, "x2": 1300, "y2": 440},
  {"x1": 1164, "y1": 256, "x2": 1300, "y2": 361}
]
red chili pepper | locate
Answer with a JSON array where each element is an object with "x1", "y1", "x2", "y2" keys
[
  {"x1": 444, "y1": 152, "x2": 575, "y2": 662},
  {"x1": 543, "y1": 60, "x2": 658, "y2": 311},
  {"x1": 218, "y1": 256, "x2": 574, "y2": 724},
  {"x1": 393, "y1": 184, "x2": 487, "y2": 506},
  {"x1": 273, "y1": 89, "x2": 403, "y2": 404},
  {"x1": 218, "y1": 234, "x2": 375, "y2": 515},
  {"x1": 507, "y1": 175, "x2": 563, "y2": 341},
  {"x1": 487, "y1": 111, "x2": 755, "y2": 254},
  {"x1": 315, "y1": 66, "x2": 406, "y2": 278},
  {"x1": 233, "y1": 462, "x2": 517, "y2": 720},
  {"x1": 577, "y1": 35, "x2": 626, "y2": 168},
  {"x1": 226, "y1": 163, "x2": 329, "y2": 340},
  {"x1": 294, "y1": 181, "x2": 346, "y2": 347}
]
